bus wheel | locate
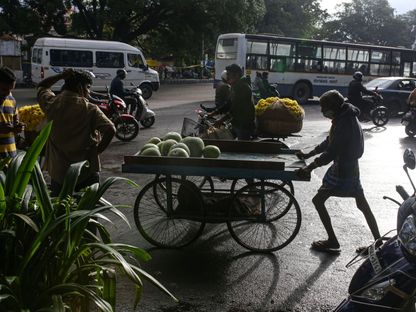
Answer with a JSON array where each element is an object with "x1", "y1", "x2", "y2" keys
[{"x1": 293, "y1": 81, "x2": 311, "y2": 104}]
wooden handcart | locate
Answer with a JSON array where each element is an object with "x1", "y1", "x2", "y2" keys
[{"x1": 122, "y1": 139, "x2": 310, "y2": 252}]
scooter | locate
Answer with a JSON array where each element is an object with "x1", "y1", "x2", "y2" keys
[
  {"x1": 127, "y1": 84, "x2": 156, "y2": 128},
  {"x1": 334, "y1": 148, "x2": 416, "y2": 312},
  {"x1": 401, "y1": 107, "x2": 416, "y2": 137},
  {"x1": 96, "y1": 88, "x2": 140, "y2": 142},
  {"x1": 357, "y1": 93, "x2": 389, "y2": 127}
]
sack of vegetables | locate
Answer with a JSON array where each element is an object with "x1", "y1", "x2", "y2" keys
[
  {"x1": 255, "y1": 97, "x2": 304, "y2": 136},
  {"x1": 17, "y1": 104, "x2": 47, "y2": 147}
]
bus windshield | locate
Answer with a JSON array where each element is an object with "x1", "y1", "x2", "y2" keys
[{"x1": 216, "y1": 38, "x2": 238, "y2": 60}]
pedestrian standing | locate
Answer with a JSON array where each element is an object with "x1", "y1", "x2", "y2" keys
[
  {"x1": 37, "y1": 68, "x2": 115, "y2": 196},
  {"x1": 0, "y1": 66, "x2": 24, "y2": 159}
]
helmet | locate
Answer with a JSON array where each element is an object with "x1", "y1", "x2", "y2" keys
[
  {"x1": 116, "y1": 69, "x2": 127, "y2": 78},
  {"x1": 220, "y1": 70, "x2": 228, "y2": 82},
  {"x1": 353, "y1": 71, "x2": 363, "y2": 81}
]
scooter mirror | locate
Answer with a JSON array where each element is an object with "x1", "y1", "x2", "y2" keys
[{"x1": 404, "y1": 148, "x2": 416, "y2": 170}]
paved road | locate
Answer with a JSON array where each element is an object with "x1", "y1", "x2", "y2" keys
[{"x1": 13, "y1": 84, "x2": 414, "y2": 311}]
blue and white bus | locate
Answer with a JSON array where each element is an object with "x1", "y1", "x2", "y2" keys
[{"x1": 215, "y1": 33, "x2": 416, "y2": 103}]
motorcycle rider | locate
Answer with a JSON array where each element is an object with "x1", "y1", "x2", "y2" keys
[
  {"x1": 347, "y1": 71, "x2": 379, "y2": 120},
  {"x1": 214, "y1": 70, "x2": 231, "y2": 113},
  {"x1": 261, "y1": 71, "x2": 279, "y2": 97},
  {"x1": 214, "y1": 63, "x2": 255, "y2": 140},
  {"x1": 408, "y1": 86, "x2": 416, "y2": 108},
  {"x1": 252, "y1": 71, "x2": 268, "y2": 99},
  {"x1": 110, "y1": 69, "x2": 137, "y2": 115}
]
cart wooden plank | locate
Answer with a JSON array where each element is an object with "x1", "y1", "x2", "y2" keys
[{"x1": 122, "y1": 142, "x2": 310, "y2": 181}]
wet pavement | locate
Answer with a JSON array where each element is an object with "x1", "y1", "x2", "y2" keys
[{"x1": 13, "y1": 85, "x2": 415, "y2": 311}]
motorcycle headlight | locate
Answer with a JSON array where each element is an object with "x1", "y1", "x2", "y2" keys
[
  {"x1": 360, "y1": 279, "x2": 396, "y2": 301},
  {"x1": 398, "y1": 214, "x2": 416, "y2": 256}
]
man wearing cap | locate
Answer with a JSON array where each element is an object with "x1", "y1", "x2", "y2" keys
[
  {"x1": 215, "y1": 63, "x2": 255, "y2": 140},
  {"x1": 296, "y1": 90, "x2": 380, "y2": 253},
  {"x1": 37, "y1": 68, "x2": 115, "y2": 196}
]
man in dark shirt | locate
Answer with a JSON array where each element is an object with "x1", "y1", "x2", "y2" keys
[
  {"x1": 219, "y1": 64, "x2": 255, "y2": 140},
  {"x1": 110, "y1": 69, "x2": 137, "y2": 114},
  {"x1": 296, "y1": 90, "x2": 380, "y2": 254},
  {"x1": 348, "y1": 71, "x2": 378, "y2": 118}
]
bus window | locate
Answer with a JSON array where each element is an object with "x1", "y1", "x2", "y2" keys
[
  {"x1": 371, "y1": 50, "x2": 391, "y2": 63},
  {"x1": 323, "y1": 46, "x2": 346, "y2": 61},
  {"x1": 370, "y1": 64, "x2": 391, "y2": 76},
  {"x1": 270, "y1": 58, "x2": 286, "y2": 72},
  {"x1": 270, "y1": 42, "x2": 295, "y2": 57},
  {"x1": 128, "y1": 53, "x2": 144, "y2": 68},
  {"x1": 246, "y1": 40, "x2": 267, "y2": 54},
  {"x1": 348, "y1": 49, "x2": 369, "y2": 62},
  {"x1": 216, "y1": 38, "x2": 237, "y2": 60},
  {"x1": 404, "y1": 62, "x2": 412, "y2": 77},
  {"x1": 50, "y1": 49, "x2": 93, "y2": 67},
  {"x1": 96, "y1": 51, "x2": 124, "y2": 68},
  {"x1": 322, "y1": 61, "x2": 346, "y2": 74},
  {"x1": 246, "y1": 55, "x2": 268, "y2": 70}
]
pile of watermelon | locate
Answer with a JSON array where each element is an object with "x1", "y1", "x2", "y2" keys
[{"x1": 137, "y1": 132, "x2": 221, "y2": 158}]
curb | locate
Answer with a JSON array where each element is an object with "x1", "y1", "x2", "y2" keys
[{"x1": 160, "y1": 79, "x2": 213, "y2": 85}]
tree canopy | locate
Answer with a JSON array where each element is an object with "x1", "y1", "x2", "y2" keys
[{"x1": 0, "y1": 0, "x2": 415, "y2": 64}]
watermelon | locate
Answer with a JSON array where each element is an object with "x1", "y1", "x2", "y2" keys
[
  {"x1": 160, "y1": 139, "x2": 177, "y2": 156},
  {"x1": 140, "y1": 147, "x2": 161, "y2": 156},
  {"x1": 169, "y1": 142, "x2": 190, "y2": 156},
  {"x1": 168, "y1": 148, "x2": 189, "y2": 158},
  {"x1": 203, "y1": 145, "x2": 221, "y2": 158},
  {"x1": 148, "y1": 137, "x2": 162, "y2": 144},
  {"x1": 180, "y1": 137, "x2": 205, "y2": 157},
  {"x1": 163, "y1": 132, "x2": 182, "y2": 142}
]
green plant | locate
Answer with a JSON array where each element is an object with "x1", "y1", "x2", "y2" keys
[{"x1": 0, "y1": 122, "x2": 177, "y2": 311}]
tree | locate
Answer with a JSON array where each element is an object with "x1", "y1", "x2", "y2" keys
[
  {"x1": 318, "y1": 0, "x2": 413, "y2": 48},
  {"x1": 0, "y1": 0, "x2": 71, "y2": 36},
  {"x1": 69, "y1": 0, "x2": 265, "y2": 64},
  {"x1": 400, "y1": 9, "x2": 416, "y2": 49},
  {"x1": 256, "y1": 0, "x2": 328, "y2": 38}
]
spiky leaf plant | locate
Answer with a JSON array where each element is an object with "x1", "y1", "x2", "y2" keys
[{"x1": 0, "y1": 122, "x2": 177, "y2": 311}]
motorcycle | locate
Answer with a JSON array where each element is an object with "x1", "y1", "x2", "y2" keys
[
  {"x1": 127, "y1": 84, "x2": 156, "y2": 128},
  {"x1": 96, "y1": 89, "x2": 140, "y2": 141},
  {"x1": 356, "y1": 93, "x2": 389, "y2": 127},
  {"x1": 401, "y1": 107, "x2": 416, "y2": 137},
  {"x1": 252, "y1": 84, "x2": 280, "y2": 104},
  {"x1": 335, "y1": 148, "x2": 416, "y2": 312}
]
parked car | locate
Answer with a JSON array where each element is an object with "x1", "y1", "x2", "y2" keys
[{"x1": 365, "y1": 77, "x2": 416, "y2": 116}]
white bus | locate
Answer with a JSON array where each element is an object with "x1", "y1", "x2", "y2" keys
[
  {"x1": 215, "y1": 33, "x2": 416, "y2": 103},
  {"x1": 31, "y1": 37, "x2": 160, "y2": 99}
]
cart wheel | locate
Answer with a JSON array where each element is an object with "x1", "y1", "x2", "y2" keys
[
  {"x1": 227, "y1": 182, "x2": 301, "y2": 252},
  {"x1": 230, "y1": 179, "x2": 294, "y2": 195},
  {"x1": 134, "y1": 178, "x2": 205, "y2": 248}
]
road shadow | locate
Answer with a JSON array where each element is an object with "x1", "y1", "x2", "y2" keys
[
  {"x1": 362, "y1": 125, "x2": 387, "y2": 133},
  {"x1": 399, "y1": 136, "x2": 416, "y2": 152},
  {"x1": 275, "y1": 251, "x2": 339, "y2": 311}
]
